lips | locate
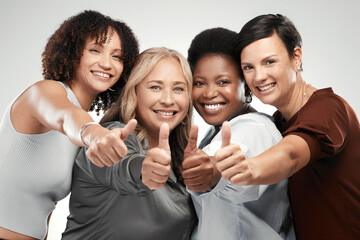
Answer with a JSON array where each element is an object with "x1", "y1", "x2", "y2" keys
[
  {"x1": 92, "y1": 71, "x2": 112, "y2": 78},
  {"x1": 154, "y1": 110, "x2": 176, "y2": 116},
  {"x1": 204, "y1": 103, "x2": 225, "y2": 110},
  {"x1": 257, "y1": 83, "x2": 275, "y2": 91}
]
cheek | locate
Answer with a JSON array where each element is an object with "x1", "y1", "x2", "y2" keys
[
  {"x1": 115, "y1": 62, "x2": 124, "y2": 76},
  {"x1": 192, "y1": 88, "x2": 202, "y2": 102},
  {"x1": 223, "y1": 84, "x2": 243, "y2": 103},
  {"x1": 178, "y1": 95, "x2": 190, "y2": 114}
]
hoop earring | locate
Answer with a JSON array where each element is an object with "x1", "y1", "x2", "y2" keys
[
  {"x1": 109, "y1": 87, "x2": 115, "y2": 92},
  {"x1": 244, "y1": 84, "x2": 252, "y2": 103},
  {"x1": 245, "y1": 94, "x2": 252, "y2": 103}
]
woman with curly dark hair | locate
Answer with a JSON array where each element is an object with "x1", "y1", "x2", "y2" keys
[{"x1": 0, "y1": 10, "x2": 139, "y2": 240}]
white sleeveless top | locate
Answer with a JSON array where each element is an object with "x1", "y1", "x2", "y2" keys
[{"x1": 0, "y1": 81, "x2": 81, "y2": 239}]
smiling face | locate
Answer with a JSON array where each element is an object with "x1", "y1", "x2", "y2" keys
[
  {"x1": 192, "y1": 54, "x2": 245, "y2": 126},
  {"x1": 135, "y1": 57, "x2": 190, "y2": 138},
  {"x1": 240, "y1": 33, "x2": 297, "y2": 109},
  {"x1": 73, "y1": 28, "x2": 124, "y2": 99}
]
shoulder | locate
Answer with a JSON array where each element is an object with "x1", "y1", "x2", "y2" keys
[
  {"x1": 306, "y1": 88, "x2": 348, "y2": 114},
  {"x1": 229, "y1": 112, "x2": 280, "y2": 137},
  {"x1": 25, "y1": 80, "x2": 67, "y2": 98}
]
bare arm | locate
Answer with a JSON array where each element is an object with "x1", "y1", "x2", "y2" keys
[
  {"x1": 12, "y1": 81, "x2": 93, "y2": 145},
  {"x1": 11, "y1": 80, "x2": 136, "y2": 167},
  {"x1": 214, "y1": 121, "x2": 311, "y2": 185}
]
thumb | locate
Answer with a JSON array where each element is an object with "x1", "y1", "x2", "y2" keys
[
  {"x1": 184, "y1": 125, "x2": 198, "y2": 153},
  {"x1": 158, "y1": 123, "x2": 170, "y2": 152},
  {"x1": 120, "y1": 119, "x2": 137, "y2": 141},
  {"x1": 221, "y1": 121, "x2": 231, "y2": 148}
]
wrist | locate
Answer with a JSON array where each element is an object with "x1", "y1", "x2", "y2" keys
[{"x1": 79, "y1": 122, "x2": 100, "y2": 147}]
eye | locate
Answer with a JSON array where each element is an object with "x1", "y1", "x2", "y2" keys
[
  {"x1": 242, "y1": 65, "x2": 253, "y2": 71},
  {"x1": 265, "y1": 59, "x2": 275, "y2": 65},
  {"x1": 193, "y1": 81, "x2": 205, "y2": 86},
  {"x1": 89, "y1": 48, "x2": 100, "y2": 53},
  {"x1": 174, "y1": 87, "x2": 185, "y2": 92},
  {"x1": 218, "y1": 79, "x2": 229, "y2": 85},
  {"x1": 113, "y1": 54, "x2": 124, "y2": 61},
  {"x1": 150, "y1": 85, "x2": 161, "y2": 90}
]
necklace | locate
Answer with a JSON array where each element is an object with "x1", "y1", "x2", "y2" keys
[{"x1": 298, "y1": 83, "x2": 310, "y2": 117}]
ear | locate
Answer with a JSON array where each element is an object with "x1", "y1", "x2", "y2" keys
[{"x1": 293, "y1": 47, "x2": 303, "y2": 71}]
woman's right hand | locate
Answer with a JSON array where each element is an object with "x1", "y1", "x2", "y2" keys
[
  {"x1": 83, "y1": 119, "x2": 138, "y2": 167},
  {"x1": 142, "y1": 123, "x2": 171, "y2": 190}
]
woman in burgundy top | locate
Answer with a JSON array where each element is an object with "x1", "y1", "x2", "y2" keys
[{"x1": 212, "y1": 14, "x2": 360, "y2": 240}]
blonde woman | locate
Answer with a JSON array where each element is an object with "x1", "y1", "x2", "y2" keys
[{"x1": 62, "y1": 47, "x2": 197, "y2": 240}]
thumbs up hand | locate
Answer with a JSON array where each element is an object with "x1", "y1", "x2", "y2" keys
[
  {"x1": 213, "y1": 121, "x2": 253, "y2": 186},
  {"x1": 182, "y1": 125, "x2": 221, "y2": 192},
  {"x1": 142, "y1": 123, "x2": 172, "y2": 190},
  {"x1": 85, "y1": 119, "x2": 138, "y2": 167}
]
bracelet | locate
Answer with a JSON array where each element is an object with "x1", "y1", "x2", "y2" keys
[{"x1": 79, "y1": 122, "x2": 101, "y2": 147}]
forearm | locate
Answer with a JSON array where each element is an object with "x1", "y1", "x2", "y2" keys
[
  {"x1": 248, "y1": 135, "x2": 310, "y2": 185},
  {"x1": 60, "y1": 107, "x2": 95, "y2": 146}
]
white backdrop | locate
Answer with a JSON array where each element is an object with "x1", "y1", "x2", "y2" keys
[{"x1": 1, "y1": 0, "x2": 359, "y2": 239}]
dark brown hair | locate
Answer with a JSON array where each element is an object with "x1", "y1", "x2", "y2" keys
[{"x1": 42, "y1": 10, "x2": 139, "y2": 113}]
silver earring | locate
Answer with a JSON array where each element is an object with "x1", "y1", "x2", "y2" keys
[
  {"x1": 297, "y1": 65, "x2": 303, "y2": 72},
  {"x1": 108, "y1": 87, "x2": 115, "y2": 92},
  {"x1": 245, "y1": 94, "x2": 252, "y2": 103}
]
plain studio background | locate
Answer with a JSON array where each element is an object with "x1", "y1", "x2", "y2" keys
[{"x1": 1, "y1": 0, "x2": 359, "y2": 239}]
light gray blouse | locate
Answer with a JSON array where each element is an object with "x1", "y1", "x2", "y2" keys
[{"x1": 189, "y1": 112, "x2": 296, "y2": 240}]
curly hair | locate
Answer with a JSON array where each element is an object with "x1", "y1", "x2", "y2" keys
[
  {"x1": 42, "y1": 10, "x2": 139, "y2": 113},
  {"x1": 187, "y1": 27, "x2": 240, "y2": 73},
  {"x1": 101, "y1": 47, "x2": 193, "y2": 183}
]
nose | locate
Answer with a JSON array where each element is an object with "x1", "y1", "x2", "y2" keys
[
  {"x1": 98, "y1": 54, "x2": 111, "y2": 70},
  {"x1": 203, "y1": 85, "x2": 218, "y2": 99},
  {"x1": 160, "y1": 89, "x2": 175, "y2": 106},
  {"x1": 254, "y1": 67, "x2": 267, "y2": 83}
]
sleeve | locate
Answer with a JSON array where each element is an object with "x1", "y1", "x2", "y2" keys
[
  {"x1": 191, "y1": 114, "x2": 282, "y2": 204},
  {"x1": 283, "y1": 94, "x2": 349, "y2": 161},
  {"x1": 75, "y1": 121, "x2": 151, "y2": 196}
]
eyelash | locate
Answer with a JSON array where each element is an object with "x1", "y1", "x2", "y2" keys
[
  {"x1": 194, "y1": 81, "x2": 205, "y2": 86},
  {"x1": 218, "y1": 80, "x2": 229, "y2": 85},
  {"x1": 174, "y1": 87, "x2": 184, "y2": 92},
  {"x1": 243, "y1": 65, "x2": 253, "y2": 70},
  {"x1": 242, "y1": 60, "x2": 275, "y2": 71},
  {"x1": 89, "y1": 49, "x2": 100, "y2": 53},
  {"x1": 150, "y1": 86, "x2": 185, "y2": 92}
]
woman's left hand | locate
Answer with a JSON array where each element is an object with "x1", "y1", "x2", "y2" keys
[{"x1": 213, "y1": 121, "x2": 254, "y2": 185}]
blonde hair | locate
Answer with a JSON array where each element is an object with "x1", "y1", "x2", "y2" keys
[{"x1": 101, "y1": 47, "x2": 193, "y2": 182}]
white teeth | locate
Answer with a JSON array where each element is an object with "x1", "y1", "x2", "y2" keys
[
  {"x1": 156, "y1": 111, "x2": 174, "y2": 116},
  {"x1": 93, "y1": 71, "x2": 110, "y2": 78},
  {"x1": 258, "y1": 83, "x2": 275, "y2": 91},
  {"x1": 204, "y1": 104, "x2": 224, "y2": 110}
]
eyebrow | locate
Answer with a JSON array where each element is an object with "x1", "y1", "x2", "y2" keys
[
  {"x1": 87, "y1": 42, "x2": 123, "y2": 52},
  {"x1": 241, "y1": 54, "x2": 277, "y2": 65},
  {"x1": 194, "y1": 73, "x2": 231, "y2": 79},
  {"x1": 147, "y1": 80, "x2": 187, "y2": 85}
]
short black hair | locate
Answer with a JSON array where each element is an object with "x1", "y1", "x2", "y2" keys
[
  {"x1": 237, "y1": 14, "x2": 302, "y2": 59},
  {"x1": 187, "y1": 27, "x2": 240, "y2": 73}
]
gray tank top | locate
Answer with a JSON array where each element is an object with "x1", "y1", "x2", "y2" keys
[{"x1": 0, "y1": 81, "x2": 81, "y2": 239}]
